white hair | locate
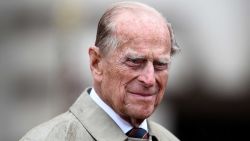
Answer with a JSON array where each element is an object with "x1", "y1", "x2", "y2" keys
[{"x1": 95, "y1": 1, "x2": 180, "y2": 56}]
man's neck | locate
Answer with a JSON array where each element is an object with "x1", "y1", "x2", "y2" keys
[{"x1": 89, "y1": 88, "x2": 148, "y2": 133}]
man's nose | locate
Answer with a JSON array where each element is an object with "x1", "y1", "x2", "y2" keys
[{"x1": 137, "y1": 62, "x2": 156, "y2": 87}]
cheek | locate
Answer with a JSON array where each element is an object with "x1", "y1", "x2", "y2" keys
[
  {"x1": 155, "y1": 72, "x2": 168, "y2": 101},
  {"x1": 156, "y1": 70, "x2": 168, "y2": 88},
  {"x1": 102, "y1": 65, "x2": 133, "y2": 106},
  {"x1": 155, "y1": 90, "x2": 164, "y2": 106}
]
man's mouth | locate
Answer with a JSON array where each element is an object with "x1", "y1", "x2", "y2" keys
[{"x1": 127, "y1": 90, "x2": 157, "y2": 97}]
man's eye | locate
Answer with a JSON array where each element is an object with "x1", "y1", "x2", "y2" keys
[
  {"x1": 126, "y1": 58, "x2": 145, "y2": 67},
  {"x1": 154, "y1": 61, "x2": 169, "y2": 70}
]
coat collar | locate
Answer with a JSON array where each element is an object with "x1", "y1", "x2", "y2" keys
[
  {"x1": 69, "y1": 88, "x2": 127, "y2": 141},
  {"x1": 69, "y1": 88, "x2": 159, "y2": 141}
]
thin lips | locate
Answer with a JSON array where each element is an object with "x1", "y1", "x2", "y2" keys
[{"x1": 128, "y1": 91, "x2": 156, "y2": 96}]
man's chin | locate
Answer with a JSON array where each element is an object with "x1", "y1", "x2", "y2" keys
[{"x1": 130, "y1": 110, "x2": 154, "y2": 120}]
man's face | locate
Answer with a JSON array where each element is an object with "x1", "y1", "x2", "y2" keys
[
  {"x1": 93, "y1": 12, "x2": 172, "y2": 124},
  {"x1": 99, "y1": 35, "x2": 171, "y2": 122}
]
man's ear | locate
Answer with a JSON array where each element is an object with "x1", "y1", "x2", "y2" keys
[{"x1": 89, "y1": 46, "x2": 103, "y2": 82}]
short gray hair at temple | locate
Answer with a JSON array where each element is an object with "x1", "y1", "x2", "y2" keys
[{"x1": 95, "y1": 1, "x2": 180, "y2": 56}]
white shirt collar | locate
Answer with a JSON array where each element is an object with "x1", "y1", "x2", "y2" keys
[{"x1": 89, "y1": 88, "x2": 148, "y2": 133}]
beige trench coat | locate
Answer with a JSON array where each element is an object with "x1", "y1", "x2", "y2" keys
[{"x1": 20, "y1": 88, "x2": 179, "y2": 141}]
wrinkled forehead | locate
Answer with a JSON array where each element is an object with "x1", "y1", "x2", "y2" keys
[{"x1": 114, "y1": 10, "x2": 170, "y2": 45}]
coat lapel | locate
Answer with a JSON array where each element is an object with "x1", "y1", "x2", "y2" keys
[
  {"x1": 69, "y1": 88, "x2": 127, "y2": 141},
  {"x1": 148, "y1": 121, "x2": 158, "y2": 141}
]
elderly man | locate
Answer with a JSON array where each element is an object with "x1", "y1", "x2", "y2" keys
[{"x1": 20, "y1": 1, "x2": 180, "y2": 141}]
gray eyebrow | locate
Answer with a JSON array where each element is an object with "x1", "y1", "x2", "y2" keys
[
  {"x1": 125, "y1": 52, "x2": 171, "y2": 63},
  {"x1": 125, "y1": 54, "x2": 146, "y2": 60},
  {"x1": 157, "y1": 58, "x2": 171, "y2": 64}
]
